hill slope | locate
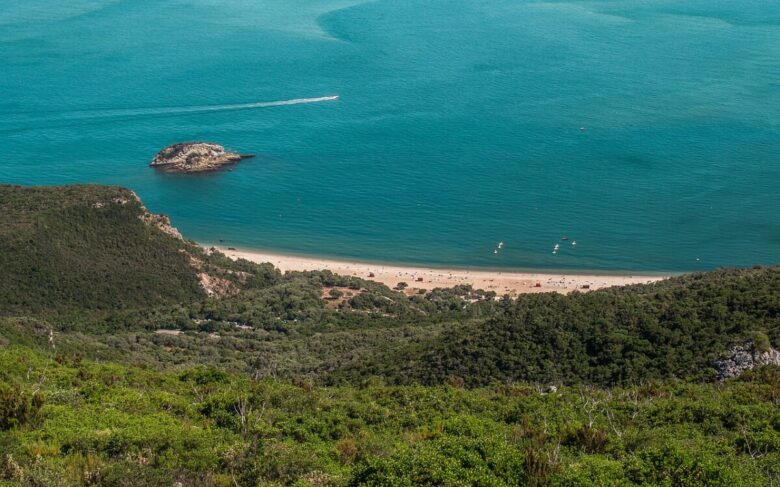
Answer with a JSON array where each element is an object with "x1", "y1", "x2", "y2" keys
[
  {"x1": 1, "y1": 184, "x2": 778, "y2": 388},
  {"x1": 1, "y1": 346, "x2": 777, "y2": 486},
  {"x1": 0, "y1": 184, "x2": 779, "y2": 485},
  {"x1": 334, "y1": 266, "x2": 780, "y2": 386},
  {"x1": 0, "y1": 185, "x2": 204, "y2": 316}
]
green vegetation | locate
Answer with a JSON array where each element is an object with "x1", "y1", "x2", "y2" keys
[
  {"x1": 0, "y1": 185, "x2": 204, "y2": 319},
  {"x1": 1, "y1": 347, "x2": 778, "y2": 486},
  {"x1": 340, "y1": 267, "x2": 780, "y2": 387},
  {"x1": 0, "y1": 184, "x2": 779, "y2": 485}
]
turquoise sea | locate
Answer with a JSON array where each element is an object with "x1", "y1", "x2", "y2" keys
[{"x1": 2, "y1": 0, "x2": 779, "y2": 272}]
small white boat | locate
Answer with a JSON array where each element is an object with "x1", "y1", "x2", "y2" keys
[{"x1": 572, "y1": 241, "x2": 577, "y2": 246}]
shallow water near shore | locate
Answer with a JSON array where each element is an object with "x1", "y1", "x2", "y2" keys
[{"x1": 2, "y1": 0, "x2": 779, "y2": 272}]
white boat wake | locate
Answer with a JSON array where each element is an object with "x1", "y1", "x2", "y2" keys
[
  {"x1": 83, "y1": 95, "x2": 341, "y2": 119},
  {"x1": 4, "y1": 96, "x2": 340, "y2": 129}
]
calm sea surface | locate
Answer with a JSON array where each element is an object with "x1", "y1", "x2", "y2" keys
[{"x1": 2, "y1": 0, "x2": 779, "y2": 271}]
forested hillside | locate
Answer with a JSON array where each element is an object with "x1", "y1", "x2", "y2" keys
[
  {"x1": 0, "y1": 185, "x2": 204, "y2": 317},
  {"x1": 338, "y1": 267, "x2": 780, "y2": 387},
  {"x1": 0, "y1": 185, "x2": 777, "y2": 387},
  {"x1": 1, "y1": 184, "x2": 779, "y2": 485}
]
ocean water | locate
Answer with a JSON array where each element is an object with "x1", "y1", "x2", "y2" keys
[{"x1": 1, "y1": 0, "x2": 778, "y2": 272}]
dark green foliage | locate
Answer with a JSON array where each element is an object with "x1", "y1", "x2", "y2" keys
[
  {"x1": 339, "y1": 266, "x2": 780, "y2": 387},
  {"x1": 0, "y1": 185, "x2": 204, "y2": 317},
  {"x1": 3, "y1": 185, "x2": 778, "y2": 388}
]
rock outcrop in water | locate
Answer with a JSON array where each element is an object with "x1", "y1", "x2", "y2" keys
[{"x1": 150, "y1": 142, "x2": 254, "y2": 173}]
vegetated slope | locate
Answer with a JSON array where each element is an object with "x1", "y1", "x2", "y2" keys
[
  {"x1": 0, "y1": 346, "x2": 777, "y2": 486},
  {"x1": 2, "y1": 184, "x2": 779, "y2": 485},
  {"x1": 1, "y1": 184, "x2": 778, "y2": 388},
  {"x1": 336, "y1": 266, "x2": 780, "y2": 387},
  {"x1": 0, "y1": 185, "x2": 204, "y2": 316},
  {"x1": 0, "y1": 184, "x2": 478, "y2": 375}
]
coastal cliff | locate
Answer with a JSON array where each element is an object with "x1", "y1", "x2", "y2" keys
[{"x1": 150, "y1": 142, "x2": 253, "y2": 173}]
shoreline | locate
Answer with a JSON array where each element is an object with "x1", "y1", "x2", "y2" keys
[{"x1": 209, "y1": 245, "x2": 671, "y2": 296}]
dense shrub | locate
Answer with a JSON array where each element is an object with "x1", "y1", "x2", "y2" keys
[
  {"x1": 0, "y1": 383, "x2": 43, "y2": 430},
  {"x1": 0, "y1": 348, "x2": 777, "y2": 485}
]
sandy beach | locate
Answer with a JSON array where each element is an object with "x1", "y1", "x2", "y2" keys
[{"x1": 213, "y1": 246, "x2": 669, "y2": 296}]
